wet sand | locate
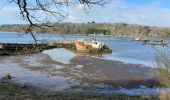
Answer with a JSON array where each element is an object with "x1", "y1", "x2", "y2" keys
[
  {"x1": 69, "y1": 56, "x2": 159, "y2": 88},
  {"x1": 0, "y1": 50, "x2": 161, "y2": 95}
]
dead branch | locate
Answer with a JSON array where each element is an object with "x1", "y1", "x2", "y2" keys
[{"x1": 8, "y1": 0, "x2": 107, "y2": 43}]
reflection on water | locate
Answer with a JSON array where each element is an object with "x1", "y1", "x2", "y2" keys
[
  {"x1": 42, "y1": 48, "x2": 75, "y2": 64},
  {"x1": 42, "y1": 48, "x2": 104, "y2": 64},
  {"x1": 75, "y1": 51, "x2": 103, "y2": 57}
]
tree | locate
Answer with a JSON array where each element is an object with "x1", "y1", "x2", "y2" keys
[{"x1": 6, "y1": 0, "x2": 108, "y2": 43}]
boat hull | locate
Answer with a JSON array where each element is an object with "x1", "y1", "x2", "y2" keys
[{"x1": 75, "y1": 41, "x2": 90, "y2": 52}]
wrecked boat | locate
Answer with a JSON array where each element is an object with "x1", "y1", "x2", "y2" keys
[
  {"x1": 143, "y1": 41, "x2": 168, "y2": 46},
  {"x1": 75, "y1": 39, "x2": 112, "y2": 53}
]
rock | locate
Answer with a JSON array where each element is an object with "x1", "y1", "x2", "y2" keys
[{"x1": 2, "y1": 73, "x2": 12, "y2": 80}]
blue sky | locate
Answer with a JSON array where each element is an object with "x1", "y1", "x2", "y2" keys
[{"x1": 1, "y1": 0, "x2": 170, "y2": 27}]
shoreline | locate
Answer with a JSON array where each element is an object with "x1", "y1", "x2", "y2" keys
[
  {"x1": 0, "y1": 81, "x2": 158, "y2": 100},
  {"x1": 0, "y1": 31, "x2": 169, "y2": 39}
]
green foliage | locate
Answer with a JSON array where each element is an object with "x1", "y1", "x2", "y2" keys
[{"x1": 166, "y1": 32, "x2": 170, "y2": 34}]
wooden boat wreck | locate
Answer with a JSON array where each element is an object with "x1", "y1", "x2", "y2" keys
[
  {"x1": 0, "y1": 43, "x2": 48, "y2": 55},
  {"x1": 75, "y1": 41, "x2": 89, "y2": 51},
  {"x1": 75, "y1": 39, "x2": 112, "y2": 53},
  {"x1": 143, "y1": 41, "x2": 168, "y2": 46}
]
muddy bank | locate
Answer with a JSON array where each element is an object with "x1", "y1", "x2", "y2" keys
[
  {"x1": 0, "y1": 50, "x2": 163, "y2": 95},
  {"x1": 2, "y1": 53, "x2": 158, "y2": 86},
  {"x1": 69, "y1": 56, "x2": 159, "y2": 88}
]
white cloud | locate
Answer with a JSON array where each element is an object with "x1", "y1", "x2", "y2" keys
[
  {"x1": 1, "y1": 1, "x2": 170, "y2": 27},
  {"x1": 64, "y1": 1, "x2": 170, "y2": 27},
  {"x1": 1, "y1": 7, "x2": 14, "y2": 13},
  {"x1": 0, "y1": 6, "x2": 25, "y2": 24}
]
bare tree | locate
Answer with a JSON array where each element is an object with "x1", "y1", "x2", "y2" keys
[{"x1": 7, "y1": 0, "x2": 108, "y2": 43}]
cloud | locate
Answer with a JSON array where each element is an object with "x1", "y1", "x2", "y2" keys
[
  {"x1": 1, "y1": 0, "x2": 170, "y2": 27},
  {"x1": 65, "y1": 0, "x2": 170, "y2": 27},
  {"x1": 0, "y1": 6, "x2": 25, "y2": 24}
]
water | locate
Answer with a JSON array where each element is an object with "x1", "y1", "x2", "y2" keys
[
  {"x1": 0, "y1": 54, "x2": 75, "y2": 91},
  {"x1": 101, "y1": 38, "x2": 156, "y2": 67},
  {"x1": 0, "y1": 32, "x2": 169, "y2": 67},
  {"x1": 0, "y1": 32, "x2": 170, "y2": 96},
  {"x1": 42, "y1": 48, "x2": 75, "y2": 64}
]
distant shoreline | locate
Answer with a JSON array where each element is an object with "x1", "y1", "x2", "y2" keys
[
  {"x1": 0, "y1": 31, "x2": 169, "y2": 40},
  {"x1": 0, "y1": 22, "x2": 170, "y2": 39}
]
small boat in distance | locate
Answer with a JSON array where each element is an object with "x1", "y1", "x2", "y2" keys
[
  {"x1": 133, "y1": 37, "x2": 141, "y2": 41},
  {"x1": 75, "y1": 39, "x2": 112, "y2": 53},
  {"x1": 132, "y1": 37, "x2": 149, "y2": 42}
]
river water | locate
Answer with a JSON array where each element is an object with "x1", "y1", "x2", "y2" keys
[{"x1": 0, "y1": 32, "x2": 170, "y2": 96}]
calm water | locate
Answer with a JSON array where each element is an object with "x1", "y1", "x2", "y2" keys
[
  {"x1": 0, "y1": 32, "x2": 169, "y2": 67},
  {"x1": 0, "y1": 32, "x2": 170, "y2": 96}
]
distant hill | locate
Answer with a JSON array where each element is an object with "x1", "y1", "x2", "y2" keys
[{"x1": 0, "y1": 22, "x2": 170, "y2": 38}]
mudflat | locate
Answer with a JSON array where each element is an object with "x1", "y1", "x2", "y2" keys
[{"x1": 0, "y1": 52, "x2": 159, "y2": 92}]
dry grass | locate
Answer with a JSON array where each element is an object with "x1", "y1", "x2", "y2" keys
[
  {"x1": 159, "y1": 92, "x2": 170, "y2": 100},
  {"x1": 154, "y1": 48, "x2": 170, "y2": 100},
  {"x1": 157, "y1": 70, "x2": 170, "y2": 87},
  {"x1": 154, "y1": 48, "x2": 170, "y2": 87}
]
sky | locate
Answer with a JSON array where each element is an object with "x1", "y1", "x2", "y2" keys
[{"x1": 0, "y1": 0, "x2": 170, "y2": 27}]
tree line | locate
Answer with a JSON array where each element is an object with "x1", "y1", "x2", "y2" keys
[{"x1": 0, "y1": 22, "x2": 170, "y2": 38}]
